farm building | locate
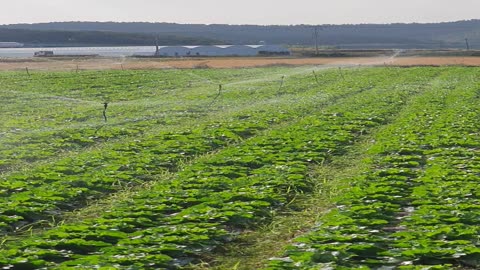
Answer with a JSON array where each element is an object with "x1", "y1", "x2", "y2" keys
[
  {"x1": 189, "y1": 46, "x2": 223, "y2": 56},
  {"x1": 223, "y1": 45, "x2": 258, "y2": 56},
  {"x1": 34, "y1": 51, "x2": 54, "y2": 57},
  {"x1": 145, "y1": 45, "x2": 290, "y2": 57},
  {"x1": 256, "y1": 45, "x2": 290, "y2": 55},
  {"x1": 0, "y1": 42, "x2": 24, "y2": 48},
  {"x1": 156, "y1": 46, "x2": 192, "y2": 57}
]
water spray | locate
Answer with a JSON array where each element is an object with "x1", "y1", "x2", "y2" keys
[
  {"x1": 338, "y1": 67, "x2": 345, "y2": 80},
  {"x1": 207, "y1": 84, "x2": 223, "y2": 108},
  {"x1": 278, "y1": 75, "x2": 285, "y2": 92},
  {"x1": 312, "y1": 70, "x2": 319, "y2": 85}
]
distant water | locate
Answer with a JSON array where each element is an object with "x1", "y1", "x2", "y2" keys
[{"x1": 0, "y1": 46, "x2": 157, "y2": 58}]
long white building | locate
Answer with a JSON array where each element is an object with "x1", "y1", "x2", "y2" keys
[
  {"x1": 150, "y1": 45, "x2": 290, "y2": 57},
  {"x1": 0, "y1": 42, "x2": 24, "y2": 48},
  {"x1": 0, "y1": 45, "x2": 289, "y2": 58}
]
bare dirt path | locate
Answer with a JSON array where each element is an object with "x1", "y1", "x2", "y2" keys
[{"x1": 1, "y1": 56, "x2": 480, "y2": 71}]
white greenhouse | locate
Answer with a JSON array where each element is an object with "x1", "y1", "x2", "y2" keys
[
  {"x1": 147, "y1": 45, "x2": 290, "y2": 57},
  {"x1": 157, "y1": 46, "x2": 192, "y2": 57},
  {"x1": 223, "y1": 45, "x2": 258, "y2": 56},
  {"x1": 0, "y1": 42, "x2": 24, "y2": 48}
]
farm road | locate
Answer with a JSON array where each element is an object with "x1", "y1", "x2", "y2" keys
[{"x1": 2, "y1": 56, "x2": 480, "y2": 71}]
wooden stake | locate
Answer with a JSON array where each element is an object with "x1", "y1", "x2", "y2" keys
[{"x1": 25, "y1": 67, "x2": 30, "y2": 76}]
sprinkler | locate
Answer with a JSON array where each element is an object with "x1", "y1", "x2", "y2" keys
[{"x1": 103, "y1": 102, "x2": 108, "y2": 122}]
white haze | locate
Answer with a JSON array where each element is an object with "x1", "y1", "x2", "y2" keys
[{"x1": 2, "y1": 0, "x2": 479, "y2": 25}]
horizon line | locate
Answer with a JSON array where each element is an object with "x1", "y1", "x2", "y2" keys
[{"x1": 1, "y1": 18, "x2": 480, "y2": 27}]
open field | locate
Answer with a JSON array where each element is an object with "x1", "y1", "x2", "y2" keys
[
  {"x1": 1, "y1": 66, "x2": 480, "y2": 269},
  {"x1": 1, "y1": 56, "x2": 480, "y2": 71}
]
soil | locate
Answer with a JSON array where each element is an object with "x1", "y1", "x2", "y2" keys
[{"x1": 1, "y1": 56, "x2": 480, "y2": 71}]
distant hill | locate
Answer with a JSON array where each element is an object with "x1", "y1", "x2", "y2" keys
[
  {"x1": 0, "y1": 28, "x2": 224, "y2": 47},
  {"x1": 1, "y1": 20, "x2": 480, "y2": 49}
]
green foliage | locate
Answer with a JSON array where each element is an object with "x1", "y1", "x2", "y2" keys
[
  {"x1": 2, "y1": 67, "x2": 480, "y2": 269},
  {"x1": 269, "y1": 67, "x2": 480, "y2": 269}
]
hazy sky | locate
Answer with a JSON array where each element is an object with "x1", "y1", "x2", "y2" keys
[{"x1": 2, "y1": 0, "x2": 479, "y2": 25}]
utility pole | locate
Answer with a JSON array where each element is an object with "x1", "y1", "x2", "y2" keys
[
  {"x1": 313, "y1": 26, "x2": 320, "y2": 56},
  {"x1": 465, "y1": 38, "x2": 470, "y2": 51},
  {"x1": 155, "y1": 35, "x2": 159, "y2": 56}
]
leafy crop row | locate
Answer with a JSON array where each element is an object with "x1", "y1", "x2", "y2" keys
[
  {"x1": 0, "y1": 67, "x2": 412, "y2": 233},
  {"x1": 0, "y1": 68, "x2": 441, "y2": 269},
  {"x1": 0, "y1": 68, "x2": 277, "y2": 171},
  {"x1": 0, "y1": 66, "x2": 355, "y2": 172},
  {"x1": 269, "y1": 68, "x2": 480, "y2": 269}
]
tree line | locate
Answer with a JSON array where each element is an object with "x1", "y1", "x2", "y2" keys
[
  {"x1": 0, "y1": 28, "x2": 223, "y2": 47},
  {"x1": 1, "y1": 20, "x2": 479, "y2": 49}
]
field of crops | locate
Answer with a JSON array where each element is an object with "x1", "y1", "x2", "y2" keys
[{"x1": 0, "y1": 66, "x2": 479, "y2": 269}]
